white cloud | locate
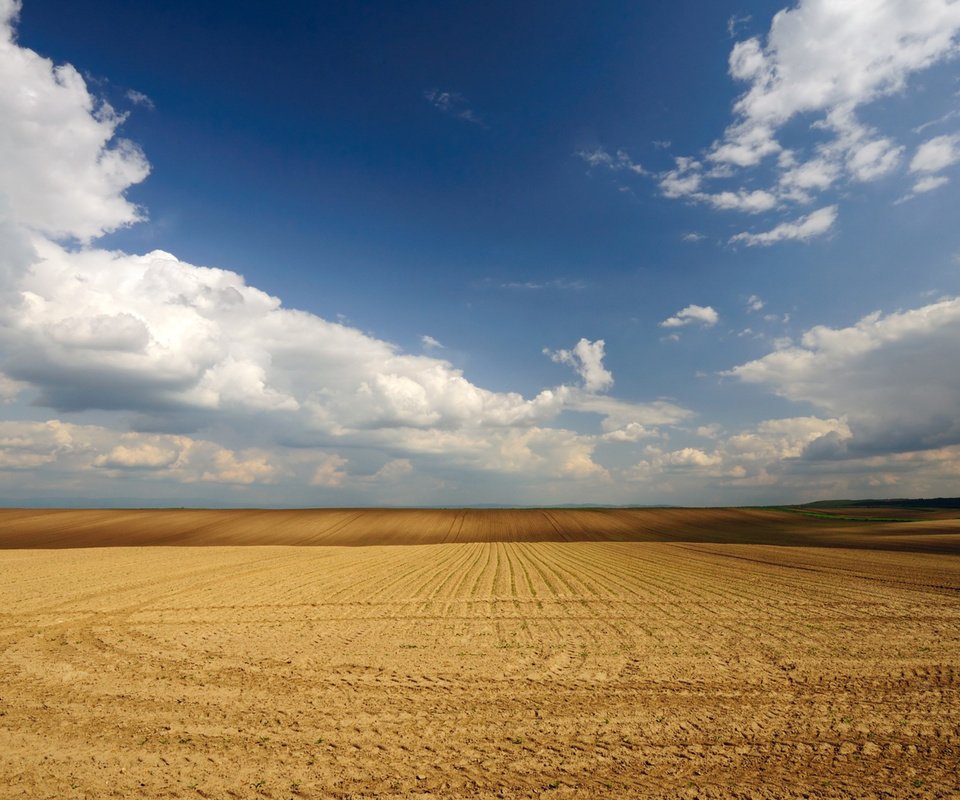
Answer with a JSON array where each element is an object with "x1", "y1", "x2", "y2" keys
[
  {"x1": 644, "y1": 1, "x2": 960, "y2": 231},
  {"x1": 910, "y1": 133, "x2": 960, "y2": 174},
  {"x1": 0, "y1": 7, "x2": 700, "y2": 501},
  {"x1": 912, "y1": 175, "x2": 950, "y2": 194},
  {"x1": 698, "y1": 188, "x2": 777, "y2": 213},
  {"x1": 576, "y1": 147, "x2": 646, "y2": 175},
  {"x1": 843, "y1": 134, "x2": 904, "y2": 183},
  {"x1": 914, "y1": 109, "x2": 960, "y2": 135},
  {"x1": 658, "y1": 156, "x2": 702, "y2": 198},
  {"x1": 664, "y1": 447, "x2": 723, "y2": 467},
  {"x1": 4, "y1": 240, "x2": 587, "y2": 431},
  {"x1": 125, "y1": 89, "x2": 154, "y2": 110},
  {"x1": 420, "y1": 334, "x2": 444, "y2": 350},
  {"x1": 681, "y1": 231, "x2": 705, "y2": 242},
  {"x1": 717, "y1": 1, "x2": 960, "y2": 167},
  {"x1": 625, "y1": 414, "x2": 960, "y2": 500},
  {"x1": 545, "y1": 338, "x2": 614, "y2": 393},
  {"x1": 659, "y1": 304, "x2": 719, "y2": 328},
  {"x1": 600, "y1": 422, "x2": 657, "y2": 443},
  {"x1": 94, "y1": 440, "x2": 183, "y2": 470},
  {"x1": 777, "y1": 156, "x2": 839, "y2": 200},
  {"x1": 0, "y1": 0, "x2": 149, "y2": 241},
  {"x1": 0, "y1": 419, "x2": 281, "y2": 484},
  {"x1": 746, "y1": 294, "x2": 764, "y2": 312},
  {"x1": 727, "y1": 297, "x2": 960, "y2": 454},
  {"x1": 200, "y1": 448, "x2": 277, "y2": 485},
  {"x1": 730, "y1": 204, "x2": 837, "y2": 246}
]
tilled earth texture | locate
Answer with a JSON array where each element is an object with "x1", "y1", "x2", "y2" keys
[{"x1": 1, "y1": 508, "x2": 959, "y2": 799}]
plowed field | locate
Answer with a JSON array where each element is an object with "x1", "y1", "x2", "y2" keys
[
  {"x1": 2, "y1": 511, "x2": 959, "y2": 798},
  {"x1": 3, "y1": 506, "x2": 960, "y2": 551}
]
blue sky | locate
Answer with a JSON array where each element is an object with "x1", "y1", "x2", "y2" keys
[{"x1": 2, "y1": 0, "x2": 960, "y2": 506}]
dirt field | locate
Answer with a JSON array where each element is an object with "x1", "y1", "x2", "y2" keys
[
  {"x1": 3, "y1": 506, "x2": 960, "y2": 551},
  {"x1": 2, "y1": 511, "x2": 959, "y2": 798}
]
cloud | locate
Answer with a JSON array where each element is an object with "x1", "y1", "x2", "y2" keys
[
  {"x1": 624, "y1": 414, "x2": 960, "y2": 501},
  {"x1": 642, "y1": 1, "x2": 960, "y2": 233},
  {"x1": 898, "y1": 134, "x2": 959, "y2": 200},
  {"x1": 576, "y1": 147, "x2": 646, "y2": 175},
  {"x1": 730, "y1": 204, "x2": 837, "y2": 246},
  {"x1": 0, "y1": 1, "x2": 149, "y2": 241},
  {"x1": 746, "y1": 294, "x2": 764, "y2": 312},
  {"x1": 681, "y1": 232, "x2": 705, "y2": 242},
  {"x1": 0, "y1": 419, "x2": 280, "y2": 484},
  {"x1": 717, "y1": 1, "x2": 960, "y2": 167},
  {"x1": 658, "y1": 156, "x2": 703, "y2": 198},
  {"x1": 911, "y1": 175, "x2": 950, "y2": 194},
  {"x1": 698, "y1": 188, "x2": 778, "y2": 213},
  {"x1": 3, "y1": 240, "x2": 587, "y2": 431},
  {"x1": 659, "y1": 304, "x2": 719, "y2": 328},
  {"x1": 369, "y1": 458, "x2": 413, "y2": 482},
  {"x1": 545, "y1": 338, "x2": 614, "y2": 393},
  {"x1": 310, "y1": 453, "x2": 348, "y2": 487},
  {"x1": 420, "y1": 334, "x2": 444, "y2": 350},
  {"x1": 600, "y1": 422, "x2": 657, "y2": 443},
  {"x1": 94, "y1": 440, "x2": 182, "y2": 470},
  {"x1": 499, "y1": 278, "x2": 586, "y2": 291},
  {"x1": 727, "y1": 14, "x2": 752, "y2": 39},
  {"x1": 910, "y1": 133, "x2": 960, "y2": 174},
  {"x1": 125, "y1": 89, "x2": 154, "y2": 110},
  {"x1": 424, "y1": 89, "x2": 483, "y2": 126},
  {"x1": 0, "y1": 7, "x2": 703, "y2": 502},
  {"x1": 727, "y1": 297, "x2": 960, "y2": 455}
]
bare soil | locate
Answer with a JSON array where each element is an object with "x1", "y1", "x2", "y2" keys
[
  {"x1": 2, "y1": 506, "x2": 960, "y2": 552},
  {"x1": 1, "y1": 510, "x2": 959, "y2": 798}
]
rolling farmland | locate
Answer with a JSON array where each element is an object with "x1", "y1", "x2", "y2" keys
[{"x1": 1, "y1": 508, "x2": 959, "y2": 798}]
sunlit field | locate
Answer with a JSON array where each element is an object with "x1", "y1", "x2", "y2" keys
[{"x1": 2, "y1": 508, "x2": 959, "y2": 798}]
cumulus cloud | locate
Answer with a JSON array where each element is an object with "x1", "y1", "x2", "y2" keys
[
  {"x1": 642, "y1": 1, "x2": 960, "y2": 233},
  {"x1": 0, "y1": 419, "x2": 279, "y2": 484},
  {"x1": 545, "y1": 338, "x2": 614, "y2": 393},
  {"x1": 0, "y1": 7, "x2": 698, "y2": 501},
  {"x1": 716, "y1": 1, "x2": 960, "y2": 166},
  {"x1": 698, "y1": 188, "x2": 778, "y2": 213},
  {"x1": 625, "y1": 414, "x2": 960, "y2": 501},
  {"x1": 660, "y1": 304, "x2": 719, "y2": 328},
  {"x1": 730, "y1": 204, "x2": 837, "y2": 246},
  {"x1": 727, "y1": 297, "x2": 960, "y2": 454},
  {"x1": 0, "y1": 0, "x2": 149, "y2": 241}
]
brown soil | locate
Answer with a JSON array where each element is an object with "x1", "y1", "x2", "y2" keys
[
  {"x1": 2, "y1": 506, "x2": 960, "y2": 552},
  {"x1": 2, "y1": 512, "x2": 959, "y2": 798}
]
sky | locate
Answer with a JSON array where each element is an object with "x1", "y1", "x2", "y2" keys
[{"x1": 1, "y1": 0, "x2": 960, "y2": 507}]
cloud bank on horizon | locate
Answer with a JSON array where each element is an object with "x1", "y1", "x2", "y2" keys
[{"x1": 1, "y1": 0, "x2": 960, "y2": 505}]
